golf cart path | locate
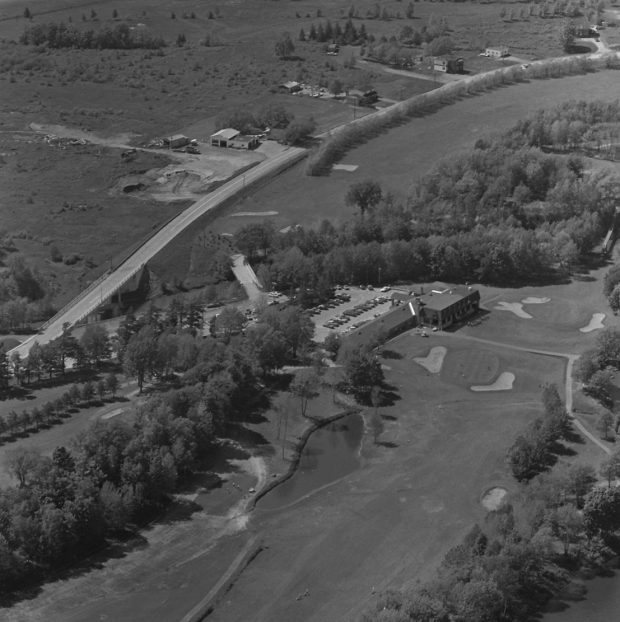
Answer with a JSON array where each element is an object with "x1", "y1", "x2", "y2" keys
[{"x1": 437, "y1": 331, "x2": 612, "y2": 455}]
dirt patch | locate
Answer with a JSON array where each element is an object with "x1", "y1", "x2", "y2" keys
[
  {"x1": 481, "y1": 486, "x2": 508, "y2": 511},
  {"x1": 471, "y1": 371, "x2": 515, "y2": 392},
  {"x1": 579, "y1": 312, "x2": 606, "y2": 333},
  {"x1": 494, "y1": 301, "x2": 533, "y2": 319},
  {"x1": 414, "y1": 346, "x2": 447, "y2": 374},
  {"x1": 332, "y1": 164, "x2": 359, "y2": 172}
]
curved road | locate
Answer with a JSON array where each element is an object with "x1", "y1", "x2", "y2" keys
[{"x1": 9, "y1": 145, "x2": 306, "y2": 360}]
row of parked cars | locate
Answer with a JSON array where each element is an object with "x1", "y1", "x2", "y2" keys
[
  {"x1": 322, "y1": 295, "x2": 391, "y2": 331},
  {"x1": 307, "y1": 292, "x2": 352, "y2": 315}
]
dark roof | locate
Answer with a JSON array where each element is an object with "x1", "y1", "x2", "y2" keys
[{"x1": 419, "y1": 286, "x2": 479, "y2": 312}]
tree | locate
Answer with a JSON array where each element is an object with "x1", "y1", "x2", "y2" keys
[
  {"x1": 275, "y1": 32, "x2": 295, "y2": 59},
  {"x1": 330, "y1": 78, "x2": 344, "y2": 97},
  {"x1": 345, "y1": 180, "x2": 382, "y2": 218},
  {"x1": 106, "y1": 372, "x2": 119, "y2": 397},
  {"x1": 600, "y1": 451, "x2": 620, "y2": 487},
  {"x1": 123, "y1": 326, "x2": 161, "y2": 393},
  {"x1": 80, "y1": 324, "x2": 110, "y2": 367},
  {"x1": 343, "y1": 345, "x2": 384, "y2": 401},
  {"x1": 583, "y1": 486, "x2": 620, "y2": 535},
  {"x1": 560, "y1": 20, "x2": 576, "y2": 52},
  {"x1": 324, "y1": 332, "x2": 341, "y2": 359},
  {"x1": 96, "y1": 378, "x2": 107, "y2": 401},
  {"x1": 597, "y1": 411, "x2": 615, "y2": 440},
  {"x1": 214, "y1": 306, "x2": 245, "y2": 340},
  {"x1": 289, "y1": 369, "x2": 320, "y2": 418},
  {"x1": 5, "y1": 447, "x2": 42, "y2": 487},
  {"x1": 566, "y1": 464, "x2": 596, "y2": 507},
  {"x1": 284, "y1": 117, "x2": 316, "y2": 145},
  {"x1": 23, "y1": 7, "x2": 31, "y2": 19},
  {"x1": 81, "y1": 380, "x2": 95, "y2": 404},
  {"x1": 550, "y1": 504, "x2": 583, "y2": 555},
  {"x1": 0, "y1": 348, "x2": 10, "y2": 393}
]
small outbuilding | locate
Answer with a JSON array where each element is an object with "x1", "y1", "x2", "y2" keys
[
  {"x1": 164, "y1": 134, "x2": 190, "y2": 149},
  {"x1": 484, "y1": 46, "x2": 509, "y2": 58},
  {"x1": 229, "y1": 134, "x2": 260, "y2": 150},
  {"x1": 280, "y1": 80, "x2": 301, "y2": 93},
  {"x1": 211, "y1": 128, "x2": 240, "y2": 147}
]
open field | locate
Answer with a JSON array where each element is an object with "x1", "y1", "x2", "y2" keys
[{"x1": 204, "y1": 70, "x2": 620, "y2": 239}]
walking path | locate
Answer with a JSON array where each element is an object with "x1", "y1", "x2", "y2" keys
[{"x1": 437, "y1": 331, "x2": 612, "y2": 455}]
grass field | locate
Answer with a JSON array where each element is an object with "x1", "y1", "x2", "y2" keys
[{"x1": 201, "y1": 70, "x2": 620, "y2": 240}]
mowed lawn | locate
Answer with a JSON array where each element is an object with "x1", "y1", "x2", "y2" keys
[
  {"x1": 204, "y1": 334, "x2": 565, "y2": 622},
  {"x1": 204, "y1": 70, "x2": 620, "y2": 238}
]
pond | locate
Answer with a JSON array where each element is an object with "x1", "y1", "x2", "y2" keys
[
  {"x1": 258, "y1": 413, "x2": 364, "y2": 512},
  {"x1": 542, "y1": 566, "x2": 620, "y2": 622}
]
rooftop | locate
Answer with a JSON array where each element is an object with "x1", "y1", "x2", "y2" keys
[
  {"x1": 211, "y1": 128, "x2": 240, "y2": 140},
  {"x1": 419, "y1": 286, "x2": 478, "y2": 311}
]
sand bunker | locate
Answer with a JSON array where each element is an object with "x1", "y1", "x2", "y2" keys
[
  {"x1": 580, "y1": 313, "x2": 605, "y2": 333},
  {"x1": 494, "y1": 302, "x2": 532, "y2": 319},
  {"x1": 481, "y1": 487, "x2": 508, "y2": 511},
  {"x1": 232, "y1": 211, "x2": 278, "y2": 217},
  {"x1": 101, "y1": 408, "x2": 124, "y2": 420},
  {"x1": 414, "y1": 346, "x2": 447, "y2": 373},
  {"x1": 332, "y1": 164, "x2": 359, "y2": 172},
  {"x1": 521, "y1": 296, "x2": 551, "y2": 304},
  {"x1": 471, "y1": 372, "x2": 515, "y2": 392}
]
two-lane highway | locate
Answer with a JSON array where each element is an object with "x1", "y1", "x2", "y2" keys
[{"x1": 10, "y1": 145, "x2": 307, "y2": 359}]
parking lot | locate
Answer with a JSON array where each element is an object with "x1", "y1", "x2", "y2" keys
[{"x1": 311, "y1": 286, "x2": 394, "y2": 342}]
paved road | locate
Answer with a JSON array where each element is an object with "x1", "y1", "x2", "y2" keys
[
  {"x1": 9, "y1": 146, "x2": 306, "y2": 360},
  {"x1": 230, "y1": 254, "x2": 264, "y2": 304}
]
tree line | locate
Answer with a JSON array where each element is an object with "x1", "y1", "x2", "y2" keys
[
  {"x1": 0, "y1": 374, "x2": 118, "y2": 443},
  {"x1": 19, "y1": 22, "x2": 166, "y2": 49}
]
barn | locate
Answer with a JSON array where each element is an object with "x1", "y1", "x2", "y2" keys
[{"x1": 211, "y1": 128, "x2": 240, "y2": 147}]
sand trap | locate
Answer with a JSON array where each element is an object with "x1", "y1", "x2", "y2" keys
[
  {"x1": 232, "y1": 211, "x2": 278, "y2": 217},
  {"x1": 101, "y1": 408, "x2": 123, "y2": 420},
  {"x1": 521, "y1": 296, "x2": 551, "y2": 304},
  {"x1": 414, "y1": 346, "x2": 447, "y2": 373},
  {"x1": 580, "y1": 313, "x2": 605, "y2": 333},
  {"x1": 471, "y1": 372, "x2": 515, "y2": 392},
  {"x1": 494, "y1": 302, "x2": 532, "y2": 319},
  {"x1": 332, "y1": 164, "x2": 359, "y2": 172},
  {"x1": 481, "y1": 487, "x2": 508, "y2": 511}
]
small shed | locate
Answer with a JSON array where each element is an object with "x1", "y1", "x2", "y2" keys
[
  {"x1": 326, "y1": 43, "x2": 339, "y2": 55},
  {"x1": 165, "y1": 134, "x2": 190, "y2": 149},
  {"x1": 485, "y1": 46, "x2": 509, "y2": 58},
  {"x1": 280, "y1": 80, "x2": 301, "y2": 93},
  {"x1": 211, "y1": 128, "x2": 240, "y2": 148},
  {"x1": 229, "y1": 135, "x2": 260, "y2": 150}
]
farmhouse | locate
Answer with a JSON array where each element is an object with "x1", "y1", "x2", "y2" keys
[
  {"x1": 431, "y1": 56, "x2": 464, "y2": 74},
  {"x1": 575, "y1": 24, "x2": 599, "y2": 37},
  {"x1": 326, "y1": 43, "x2": 339, "y2": 55},
  {"x1": 280, "y1": 80, "x2": 301, "y2": 93},
  {"x1": 484, "y1": 46, "x2": 509, "y2": 58},
  {"x1": 164, "y1": 134, "x2": 190, "y2": 149},
  {"x1": 210, "y1": 128, "x2": 240, "y2": 147}
]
